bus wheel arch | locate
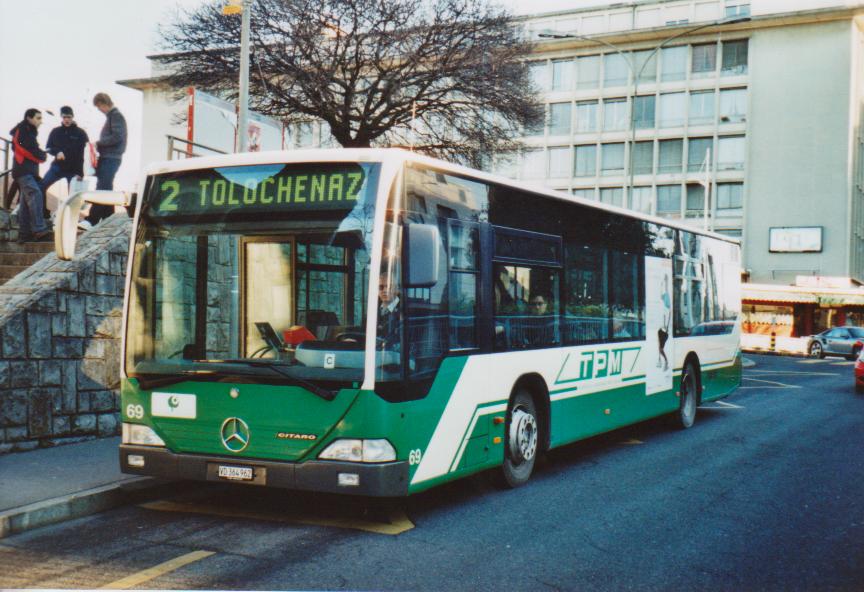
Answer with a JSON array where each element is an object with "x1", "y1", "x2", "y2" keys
[
  {"x1": 675, "y1": 353, "x2": 701, "y2": 429},
  {"x1": 512, "y1": 373, "x2": 550, "y2": 453},
  {"x1": 682, "y1": 352, "x2": 703, "y2": 405}
]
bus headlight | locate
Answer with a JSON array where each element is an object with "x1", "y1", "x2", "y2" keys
[
  {"x1": 122, "y1": 423, "x2": 165, "y2": 447},
  {"x1": 318, "y1": 439, "x2": 396, "y2": 462}
]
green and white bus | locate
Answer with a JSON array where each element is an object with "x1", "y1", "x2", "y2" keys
[{"x1": 57, "y1": 148, "x2": 741, "y2": 496}]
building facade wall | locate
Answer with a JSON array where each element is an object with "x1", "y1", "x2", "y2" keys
[{"x1": 744, "y1": 19, "x2": 853, "y2": 283}]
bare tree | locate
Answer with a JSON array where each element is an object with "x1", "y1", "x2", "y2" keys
[{"x1": 158, "y1": 0, "x2": 542, "y2": 166}]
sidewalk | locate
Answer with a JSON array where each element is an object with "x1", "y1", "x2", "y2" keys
[{"x1": 0, "y1": 437, "x2": 182, "y2": 539}]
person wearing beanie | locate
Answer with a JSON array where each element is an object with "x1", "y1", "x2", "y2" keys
[{"x1": 42, "y1": 105, "x2": 90, "y2": 209}]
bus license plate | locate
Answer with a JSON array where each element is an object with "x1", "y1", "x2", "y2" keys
[{"x1": 218, "y1": 465, "x2": 254, "y2": 481}]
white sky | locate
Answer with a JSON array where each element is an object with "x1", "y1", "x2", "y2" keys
[{"x1": 0, "y1": 0, "x2": 611, "y2": 191}]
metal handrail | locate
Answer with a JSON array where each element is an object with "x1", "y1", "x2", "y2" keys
[
  {"x1": 1, "y1": 137, "x2": 12, "y2": 210},
  {"x1": 166, "y1": 135, "x2": 227, "y2": 160}
]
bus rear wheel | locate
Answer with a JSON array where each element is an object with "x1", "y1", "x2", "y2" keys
[
  {"x1": 500, "y1": 389, "x2": 539, "y2": 488},
  {"x1": 674, "y1": 362, "x2": 698, "y2": 429}
]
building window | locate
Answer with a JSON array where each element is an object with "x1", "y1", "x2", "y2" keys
[
  {"x1": 691, "y1": 43, "x2": 717, "y2": 77},
  {"x1": 630, "y1": 186, "x2": 653, "y2": 214},
  {"x1": 577, "y1": 55, "x2": 600, "y2": 89},
  {"x1": 632, "y1": 141, "x2": 654, "y2": 175},
  {"x1": 687, "y1": 137, "x2": 713, "y2": 172},
  {"x1": 603, "y1": 98, "x2": 628, "y2": 132},
  {"x1": 657, "y1": 185, "x2": 682, "y2": 215},
  {"x1": 725, "y1": 1, "x2": 750, "y2": 18},
  {"x1": 604, "y1": 53, "x2": 629, "y2": 87},
  {"x1": 722, "y1": 40, "x2": 748, "y2": 75},
  {"x1": 717, "y1": 182, "x2": 744, "y2": 211},
  {"x1": 658, "y1": 139, "x2": 683, "y2": 174},
  {"x1": 720, "y1": 88, "x2": 747, "y2": 123},
  {"x1": 601, "y1": 143, "x2": 625, "y2": 176},
  {"x1": 573, "y1": 188, "x2": 596, "y2": 200},
  {"x1": 575, "y1": 100, "x2": 598, "y2": 133},
  {"x1": 686, "y1": 184, "x2": 705, "y2": 214},
  {"x1": 552, "y1": 59, "x2": 574, "y2": 91},
  {"x1": 634, "y1": 50, "x2": 657, "y2": 83},
  {"x1": 633, "y1": 95, "x2": 656, "y2": 129},
  {"x1": 548, "y1": 147, "x2": 571, "y2": 178},
  {"x1": 689, "y1": 90, "x2": 715, "y2": 126},
  {"x1": 530, "y1": 61, "x2": 549, "y2": 91},
  {"x1": 600, "y1": 187, "x2": 623, "y2": 207},
  {"x1": 660, "y1": 46, "x2": 687, "y2": 82},
  {"x1": 659, "y1": 92, "x2": 686, "y2": 127},
  {"x1": 549, "y1": 102, "x2": 572, "y2": 136},
  {"x1": 575, "y1": 144, "x2": 597, "y2": 177},
  {"x1": 717, "y1": 135, "x2": 746, "y2": 171},
  {"x1": 294, "y1": 122, "x2": 315, "y2": 147},
  {"x1": 494, "y1": 153, "x2": 518, "y2": 179},
  {"x1": 522, "y1": 149, "x2": 546, "y2": 179}
]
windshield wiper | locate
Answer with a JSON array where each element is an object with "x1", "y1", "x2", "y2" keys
[
  {"x1": 133, "y1": 369, "x2": 218, "y2": 391},
  {"x1": 217, "y1": 360, "x2": 337, "y2": 401}
]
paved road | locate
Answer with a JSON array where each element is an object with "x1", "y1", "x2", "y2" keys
[{"x1": 2, "y1": 354, "x2": 864, "y2": 591}]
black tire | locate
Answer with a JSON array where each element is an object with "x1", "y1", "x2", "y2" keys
[
  {"x1": 500, "y1": 388, "x2": 539, "y2": 488},
  {"x1": 849, "y1": 346, "x2": 862, "y2": 361},
  {"x1": 674, "y1": 362, "x2": 699, "y2": 429},
  {"x1": 809, "y1": 342, "x2": 825, "y2": 359}
]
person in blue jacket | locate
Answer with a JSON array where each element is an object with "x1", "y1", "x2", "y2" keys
[
  {"x1": 9, "y1": 109, "x2": 51, "y2": 242},
  {"x1": 42, "y1": 106, "x2": 89, "y2": 215}
]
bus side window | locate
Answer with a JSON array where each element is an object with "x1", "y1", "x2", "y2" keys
[
  {"x1": 494, "y1": 264, "x2": 560, "y2": 349},
  {"x1": 563, "y1": 243, "x2": 609, "y2": 344}
]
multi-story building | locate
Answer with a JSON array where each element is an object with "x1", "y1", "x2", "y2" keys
[
  {"x1": 501, "y1": 0, "x2": 864, "y2": 340},
  {"x1": 121, "y1": 0, "x2": 864, "y2": 342}
]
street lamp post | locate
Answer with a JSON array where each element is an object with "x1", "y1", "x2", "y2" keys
[
  {"x1": 224, "y1": 0, "x2": 252, "y2": 153},
  {"x1": 237, "y1": 0, "x2": 252, "y2": 153},
  {"x1": 539, "y1": 15, "x2": 750, "y2": 218}
]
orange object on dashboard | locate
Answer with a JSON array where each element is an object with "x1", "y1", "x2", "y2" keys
[{"x1": 283, "y1": 325, "x2": 317, "y2": 346}]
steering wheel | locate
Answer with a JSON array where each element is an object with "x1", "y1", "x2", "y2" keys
[{"x1": 334, "y1": 332, "x2": 364, "y2": 343}]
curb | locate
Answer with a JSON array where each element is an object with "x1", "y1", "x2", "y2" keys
[
  {"x1": 0, "y1": 477, "x2": 191, "y2": 539},
  {"x1": 742, "y1": 349, "x2": 807, "y2": 358}
]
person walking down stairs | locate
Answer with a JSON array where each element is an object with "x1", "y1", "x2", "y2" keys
[{"x1": 9, "y1": 108, "x2": 52, "y2": 243}]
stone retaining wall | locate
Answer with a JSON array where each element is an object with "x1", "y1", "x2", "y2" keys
[{"x1": 0, "y1": 215, "x2": 131, "y2": 452}]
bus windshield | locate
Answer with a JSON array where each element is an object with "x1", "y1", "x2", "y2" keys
[{"x1": 125, "y1": 162, "x2": 384, "y2": 386}]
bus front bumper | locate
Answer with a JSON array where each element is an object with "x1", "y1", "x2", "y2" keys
[{"x1": 120, "y1": 445, "x2": 409, "y2": 497}]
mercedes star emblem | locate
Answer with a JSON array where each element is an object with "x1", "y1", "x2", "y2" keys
[{"x1": 220, "y1": 417, "x2": 250, "y2": 452}]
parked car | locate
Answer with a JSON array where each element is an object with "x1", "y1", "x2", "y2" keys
[
  {"x1": 855, "y1": 350, "x2": 864, "y2": 392},
  {"x1": 807, "y1": 326, "x2": 864, "y2": 359}
]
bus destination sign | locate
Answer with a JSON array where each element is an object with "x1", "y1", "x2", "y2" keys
[{"x1": 148, "y1": 163, "x2": 377, "y2": 217}]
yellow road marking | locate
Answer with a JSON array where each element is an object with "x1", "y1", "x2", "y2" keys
[
  {"x1": 619, "y1": 438, "x2": 643, "y2": 445},
  {"x1": 140, "y1": 500, "x2": 414, "y2": 536},
  {"x1": 100, "y1": 549, "x2": 214, "y2": 589}
]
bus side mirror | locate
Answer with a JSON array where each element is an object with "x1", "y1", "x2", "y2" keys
[
  {"x1": 55, "y1": 190, "x2": 130, "y2": 261},
  {"x1": 405, "y1": 223, "x2": 440, "y2": 288}
]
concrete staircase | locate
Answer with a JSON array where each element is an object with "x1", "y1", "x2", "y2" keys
[{"x1": 0, "y1": 241, "x2": 55, "y2": 283}]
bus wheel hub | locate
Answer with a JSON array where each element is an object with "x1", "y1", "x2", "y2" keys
[{"x1": 509, "y1": 408, "x2": 537, "y2": 464}]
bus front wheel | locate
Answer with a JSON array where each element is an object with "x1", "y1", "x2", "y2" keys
[
  {"x1": 674, "y1": 362, "x2": 699, "y2": 429},
  {"x1": 500, "y1": 389, "x2": 539, "y2": 488}
]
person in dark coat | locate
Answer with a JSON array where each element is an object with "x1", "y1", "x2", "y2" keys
[
  {"x1": 80, "y1": 92, "x2": 126, "y2": 230},
  {"x1": 42, "y1": 106, "x2": 89, "y2": 207},
  {"x1": 9, "y1": 109, "x2": 51, "y2": 242}
]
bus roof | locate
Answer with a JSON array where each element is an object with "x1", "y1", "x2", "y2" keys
[{"x1": 143, "y1": 148, "x2": 740, "y2": 245}]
